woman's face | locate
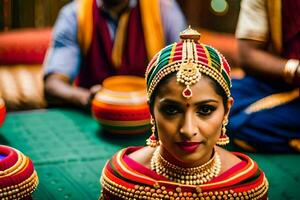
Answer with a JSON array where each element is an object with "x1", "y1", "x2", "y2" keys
[{"x1": 153, "y1": 75, "x2": 233, "y2": 167}]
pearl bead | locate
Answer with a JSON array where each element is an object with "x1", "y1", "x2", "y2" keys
[{"x1": 150, "y1": 147, "x2": 221, "y2": 185}]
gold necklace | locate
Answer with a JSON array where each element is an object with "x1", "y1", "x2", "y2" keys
[{"x1": 151, "y1": 147, "x2": 221, "y2": 185}]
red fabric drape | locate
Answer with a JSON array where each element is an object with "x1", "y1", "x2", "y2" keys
[
  {"x1": 77, "y1": 0, "x2": 148, "y2": 88},
  {"x1": 282, "y1": 0, "x2": 300, "y2": 59}
]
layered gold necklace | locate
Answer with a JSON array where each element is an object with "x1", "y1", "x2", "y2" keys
[{"x1": 151, "y1": 147, "x2": 221, "y2": 185}]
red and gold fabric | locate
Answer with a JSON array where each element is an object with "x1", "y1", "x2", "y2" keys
[
  {"x1": 0, "y1": 97, "x2": 5, "y2": 127},
  {"x1": 76, "y1": 0, "x2": 165, "y2": 88},
  {"x1": 0, "y1": 145, "x2": 39, "y2": 199},
  {"x1": 99, "y1": 147, "x2": 268, "y2": 199}
]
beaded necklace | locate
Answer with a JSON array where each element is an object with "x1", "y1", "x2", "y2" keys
[{"x1": 151, "y1": 147, "x2": 221, "y2": 185}]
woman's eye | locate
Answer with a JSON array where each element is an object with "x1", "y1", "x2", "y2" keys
[
  {"x1": 161, "y1": 105, "x2": 180, "y2": 115},
  {"x1": 197, "y1": 105, "x2": 216, "y2": 115}
]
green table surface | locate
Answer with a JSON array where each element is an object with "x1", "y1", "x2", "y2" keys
[{"x1": 0, "y1": 108, "x2": 299, "y2": 199}]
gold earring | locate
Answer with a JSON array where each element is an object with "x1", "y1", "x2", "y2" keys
[
  {"x1": 146, "y1": 116, "x2": 160, "y2": 147},
  {"x1": 217, "y1": 119, "x2": 230, "y2": 146}
]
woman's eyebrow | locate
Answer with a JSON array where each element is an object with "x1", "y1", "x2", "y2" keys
[
  {"x1": 159, "y1": 98, "x2": 180, "y2": 104},
  {"x1": 194, "y1": 99, "x2": 219, "y2": 106},
  {"x1": 159, "y1": 99, "x2": 219, "y2": 107}
]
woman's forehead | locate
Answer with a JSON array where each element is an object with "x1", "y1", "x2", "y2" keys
[{"x1": 156, "y1": 76, "x2": 221, "y2": 102}]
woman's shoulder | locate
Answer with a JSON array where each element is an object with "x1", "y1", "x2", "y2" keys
[
  {"x1": 216, "y1": 146, "x2": 265, "y2": 176},
  {"x1": 215, "y1": 147, "x2": 268, "y2": 199},
  {"x1": 105, "y1": 146, "x2": 154, "y2": 170},
  {"x1": 216, "y1": 146, "x2": 243, "y2": 173},
  {"x1": 127, "y1": 146, "x2": 156, "y2": 169}
]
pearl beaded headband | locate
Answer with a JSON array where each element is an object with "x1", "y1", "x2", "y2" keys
[{"x1": 145, "y1": 26, "x2": 231, "y2": 101}]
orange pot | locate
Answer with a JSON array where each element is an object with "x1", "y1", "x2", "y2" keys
[{"x1": 92, "y1": 76, "x2": 151, "y2": 134}]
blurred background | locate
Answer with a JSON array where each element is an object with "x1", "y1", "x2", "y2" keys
[
  {"x1": 0, "y1": 0, "x2": 70, "y2": 30},
  {"x1": 0, "y1": 0, "x2": 241, "y2": 111},
  {"x1": 0, "y1": 0, "x2": 240, "y2": 33}
]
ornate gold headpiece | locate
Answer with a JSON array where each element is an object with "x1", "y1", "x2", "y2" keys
[
  {"x1": 176, "y1": 26, "x2": 202, "y2": 98},
  {"x1": 176, "y1": 59, "x2": 201, "y2": 98},
  {"x1": 145, "y1": 26, "x2": 231, "y2": 101}
]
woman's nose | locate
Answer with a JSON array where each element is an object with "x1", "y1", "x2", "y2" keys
[{"x1": 179, "y1": 113, "x2": 198, "y2": 139}]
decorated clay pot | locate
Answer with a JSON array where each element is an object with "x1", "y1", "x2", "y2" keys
[
  {"x1": 92, "y1": 76, "x2": 151, "y2": 134},
  {"x1": 0, "y1": 145, "x2": 39, "y2": 199},
  {"x1": 0, "y1": 98, "x2": 5, "y2": 127}
]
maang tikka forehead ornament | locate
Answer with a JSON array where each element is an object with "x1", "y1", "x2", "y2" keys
[
  {"x1": 145, "y1": 26, "x2": 231, "y2": 101},
  {"x1": 176, "y1": 59, "x2": 201, "y2": 98}
]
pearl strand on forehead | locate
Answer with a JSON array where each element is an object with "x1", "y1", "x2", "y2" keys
[{"x1": 151, "y1": 147, "x2": 221, "y2": 185}]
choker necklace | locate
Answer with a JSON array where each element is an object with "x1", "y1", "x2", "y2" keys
[{"x1": 151, "y1": 147, "x2": 221, "y2": 185}]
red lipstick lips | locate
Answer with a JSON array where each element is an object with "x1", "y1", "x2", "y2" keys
[{"x1": 176, "y1": 142, "x2": 201, "y2": 152}]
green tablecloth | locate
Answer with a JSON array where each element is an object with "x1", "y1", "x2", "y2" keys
[{"x1": 0, "y1": 108, "x2": 299, "y2": 199}]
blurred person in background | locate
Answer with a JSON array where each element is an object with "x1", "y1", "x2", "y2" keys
[
  {"x1": 43, "y1": 0, "x2": 186, "y2": 109},
  {"x1": 228, "y1": 0, "x2": 300, "y2": 152}
]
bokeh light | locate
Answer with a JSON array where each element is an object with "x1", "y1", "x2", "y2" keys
[{"x1": 211, "y1": 0, "x2": 229, "y2": 15}]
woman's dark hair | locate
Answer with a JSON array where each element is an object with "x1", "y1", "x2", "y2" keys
[{"x1": 148, "y1": 72, "x2": 229, "y2": 114}]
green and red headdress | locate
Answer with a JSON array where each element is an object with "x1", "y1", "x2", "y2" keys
[{"x1": 145, "y1": 27, "x2": 231, "y2": 101}]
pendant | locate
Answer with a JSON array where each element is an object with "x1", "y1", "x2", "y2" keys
[{"x1": 182, "y1": 86, "x2": 192, "y2": 99}]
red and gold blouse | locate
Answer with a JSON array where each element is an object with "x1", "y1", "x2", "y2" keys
[{"x1": 99, "y1": 147, "x2": 268, "y2": 200}]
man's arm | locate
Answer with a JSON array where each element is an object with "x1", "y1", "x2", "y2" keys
[
  {"x1": 43, "y1": 2, "x2": 94, "y2": 109},
  {"x1": 239, "y1": 39, "x2": 300, "y2": 87},
  {"x1": 44, "y1": 74, "x2": 90, "y2": 108},
  {"x1": 236, "y1": 0, "x2": 300, "y2": 86},
  {"x1": 238, "y1": 39, "x2": 287, "y2": 81}
]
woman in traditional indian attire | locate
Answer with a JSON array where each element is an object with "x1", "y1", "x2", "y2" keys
[{"x1": 99, "y1": 27, "x2": 269, "y2": 200}]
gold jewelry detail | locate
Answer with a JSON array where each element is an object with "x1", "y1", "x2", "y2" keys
[
  {"x1": 217, "y1": 119, "x2": 230, "y2": 146},
  {"x1": 147, "y1": 60, "x2": 231, "y2": 101},
  {"x1": 177, "y1": 27, "x2": 202, "y2": 99},
  {"x1": 283, "y1": 59, "x2": 299, "y2": 83},
  {"x1": 176, "y1": 59, "x2": 201, "y2": 99},
  {"x1": 222, "y1": 119, "x2": 228, "y2": 135},
  {"x1": 101, "y1": 170, "x2": 269, "y2": 199},
  {"x1": 146, "y1": 117, "x2": 160, "y2": 147},
  {"x1": 151, "y1": 147, "x2": 221, "y2": 185},
  {"x1": 146, "y1": 26, "x2": 232, "y2": 103},
  {"x1": 146, "y1": 134, "x2": 160, "y2": 147},
  {"x1": 150, "y1": 116, "x2": 155, "y2": 134},
  {"x1": 180, "y1": 25, "x2": 201, "y2": 42}
]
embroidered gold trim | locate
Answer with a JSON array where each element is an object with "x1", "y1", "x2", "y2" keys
[
  {"x1": 107, "y1": 149, "x2": 257, "y2": 188},
  {"x1": 151, "y1": 147, "x2": 221, "y2": 185},
  {"x1": 101, "y1": 172, "x2": 269, "y2": 200},
  {"x1": 147, "y1": 61, "x2": 230, "y2": 101},
  {"x1": 0, "y1": 171, "x2": 39, "y2": 199},
  {"x1": 0, "y1": 150, "x2": 25, "y2": 176},
  {"x1": 245, "y1": 89, "x2": 299, "y2": 114}
]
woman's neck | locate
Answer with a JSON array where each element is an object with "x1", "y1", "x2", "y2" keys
[
  {"x1": 151, "y1": 146, "x2": 221, "y2": 185},
  {"x1": 102, "y1": 0, "x2": 129, "y2": 20},
  {"x1": 159, "y1": 146, "x2": 214, "y2": 168}
]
